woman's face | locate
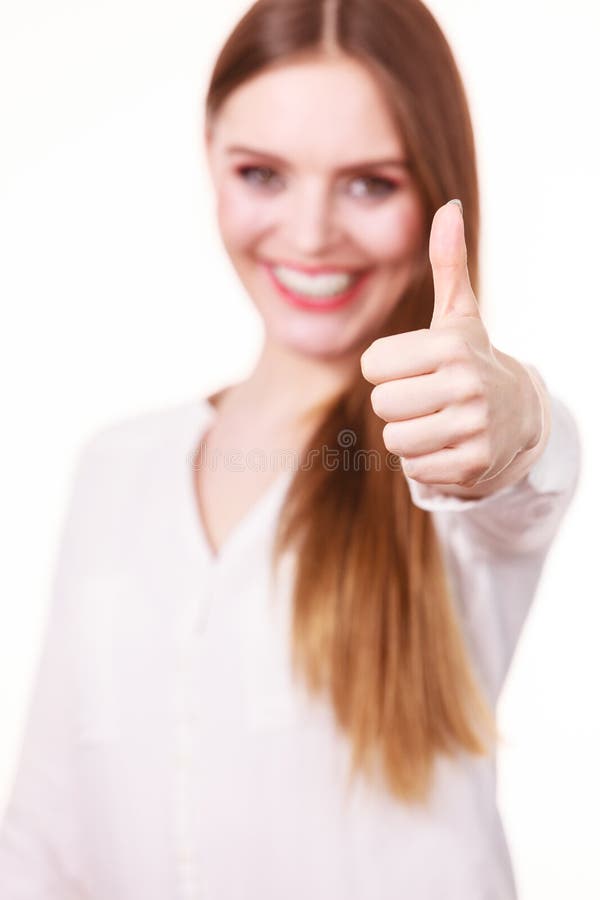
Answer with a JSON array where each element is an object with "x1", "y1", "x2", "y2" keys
[{"x1": 205, "y1": 54, "x2": 425, "y2": 359}]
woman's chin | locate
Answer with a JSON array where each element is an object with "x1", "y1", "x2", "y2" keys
[{"x1": 262, "y1": 317, "x2": 363, "y2": 360}]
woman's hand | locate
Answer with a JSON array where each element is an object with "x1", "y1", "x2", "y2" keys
[{"x1": 360, "y1": 200, "x2": 546, "y2": 493}]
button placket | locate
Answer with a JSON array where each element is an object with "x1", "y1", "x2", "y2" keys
[
  {"x1": 172, "y1": 586, "x2": 211, "y2": 900},
  {"x1": 193, "y1": 571, "x2": 214, "y2": 636}
]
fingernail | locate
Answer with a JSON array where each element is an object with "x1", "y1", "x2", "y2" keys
[{"x1": 448, "y1": 198, "x2": 463, "y2": 217}]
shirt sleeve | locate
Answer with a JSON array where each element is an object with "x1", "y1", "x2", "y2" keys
[
  {"x1": 405, "y1": 380, "x2": 582, "y2": 557},
  {"x1": 0, "y1": 441, "x2": 100, "y2": 899},
  {"x1": 405, "y1": 376, "x2": 582, "y2": 705}
]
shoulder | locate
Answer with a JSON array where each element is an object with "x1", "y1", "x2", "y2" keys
[
  {"x1": 78, "y1": 395, "x2": 208, "y2": 460},
  {"x1": 67, "y1": 394, "x2": 212, "y2": 512},
  {"x1": 57, "y1": 396, "x2": 210, "y2": 567}
]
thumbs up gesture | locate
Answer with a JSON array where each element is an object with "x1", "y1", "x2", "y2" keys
[{"x1": 360, "y1": 200, "x2": 544, "y2": 490}]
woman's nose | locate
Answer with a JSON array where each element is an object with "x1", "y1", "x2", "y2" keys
[{"x1": 282, "y1": 182, "x2": 340, "y2": 256}]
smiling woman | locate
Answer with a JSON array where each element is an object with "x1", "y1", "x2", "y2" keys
[
  {"x1": 204, "y1": 50, "x2": 427, "y2": 355},
  {"x1": 0, "y1": 0, "x2": 582, "y2": 898}
]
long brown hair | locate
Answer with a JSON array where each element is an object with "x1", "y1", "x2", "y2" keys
[{"x1": 204, "y1": 0, "x2": 499, "y2": 804}]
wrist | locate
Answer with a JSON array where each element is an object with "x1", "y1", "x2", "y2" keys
[
  {"x1": 495, "y1": 348, "x2": 547, "y2": 454},
  {"x1": 520, "y1": 362, "x2": 550, "y2": 454}
]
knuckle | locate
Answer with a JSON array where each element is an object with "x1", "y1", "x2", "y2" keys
[
  {"x1": 360, "y1": 353, "x2": 373, "y2": 380},
  {"x1": 469, "y1": 397, "x2": 491, "y2": 432},
  {"x1": 462, "y1": 443, "x2": 491, "y2": 484},
  {"x1": 480, "y1": 434, "x2": 493, "y2": 465},
  {"x1": 370, "y1": 384, "x2": 386, "y2": 417},
  {"x1": 361, "y1": 343, "x2": 380, "y2": 379},
  {"x1": 461, "y1": 468, "x2": 482, "y2": 488},
  {"x1": 382, "y1": 422, "x2": 402, "y2": 454},
  {"x1": 450, "y1": 364, "x2": 483, "y2": 401},
  {"x1": 402, "y1": 457, "x2": 421, "y2": 479}
]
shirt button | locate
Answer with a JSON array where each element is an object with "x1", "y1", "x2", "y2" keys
[
  {"x1": 188, "y1": 705, "x2": 203, "y2": 723},
  {"x1": 176, "y1": 750, "x2": 191, "y2": 768},
  {"x1": 194, "y1": 603, "x2": 210, "y2": 633}
]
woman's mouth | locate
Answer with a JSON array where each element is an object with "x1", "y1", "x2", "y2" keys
[{"x1": 262, "y1": 261, "x2": 373, "y2": 311}]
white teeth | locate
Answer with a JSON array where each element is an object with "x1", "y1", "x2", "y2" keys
[{"x1": 273, "y1": 265, "x2": 358, "y2": 297}]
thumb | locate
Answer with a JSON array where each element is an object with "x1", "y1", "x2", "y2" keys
[{"x1": 429, "y1": 199, "x2": 480, "y2": 326}]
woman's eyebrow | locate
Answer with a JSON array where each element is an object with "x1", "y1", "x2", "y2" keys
[{"x1": 225, "y1": 144, "x2": 409, "y2": 172}]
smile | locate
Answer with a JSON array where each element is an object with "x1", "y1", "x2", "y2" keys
[
  {"x1": 262, "y1": 261, "x2": 373, "y2": 311},
  {"x1": 271, "y1": 264, "x2": 360, "y2": 296}
]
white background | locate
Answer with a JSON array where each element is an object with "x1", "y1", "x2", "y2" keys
[{"x1": 1, "y1": 1, "x2": 598, "y2": 896}]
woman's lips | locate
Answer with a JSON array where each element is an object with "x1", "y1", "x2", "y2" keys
[
  {"x1": 262, "y1": 261, "x2": 374, "y2": 311},
  {"x1": 264, "y1": 258, "x2": 366, "y2": 275}
]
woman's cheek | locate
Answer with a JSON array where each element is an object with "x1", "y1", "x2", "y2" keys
[
  {"x1": 216, "y1": 183, "x2": 275, "y2": 248},
  {"x1": 348, "y1": 203, "x2": 424, "y2": 261}
]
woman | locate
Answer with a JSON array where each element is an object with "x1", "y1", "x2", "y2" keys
[{"x1": 0, "y1": 0, "x2": 581, "y2": 897}]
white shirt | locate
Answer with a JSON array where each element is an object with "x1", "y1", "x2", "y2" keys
[{"x1": 0, "y1": 373, "x2": 581, "y2": 900}]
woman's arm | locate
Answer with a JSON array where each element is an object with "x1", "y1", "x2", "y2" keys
[
  {"x1": 360, "y1": 201, "x2": 579, "y2": 543},
  {"x1": 0, "y1": 446, "x2": 94, "y2": 899}
]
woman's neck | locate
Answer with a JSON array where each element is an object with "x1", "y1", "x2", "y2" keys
[{"x1": 209, "y1": 339, "x2": 360, "y2": 432}]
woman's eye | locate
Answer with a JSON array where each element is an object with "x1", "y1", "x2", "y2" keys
[
  {"x1": 348, "y1": 176, "x2": 398, "y2": 199},
  {"x1": 236, "y1": 165, "x2": 283, "y2": 189},
  {"x1": 235, "y1": 167, "x2": 398, "y2": 199}
]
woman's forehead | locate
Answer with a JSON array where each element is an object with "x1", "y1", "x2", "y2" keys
[{"x1": 210, "y1": 56, "x2": 406, "y2": 162}]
